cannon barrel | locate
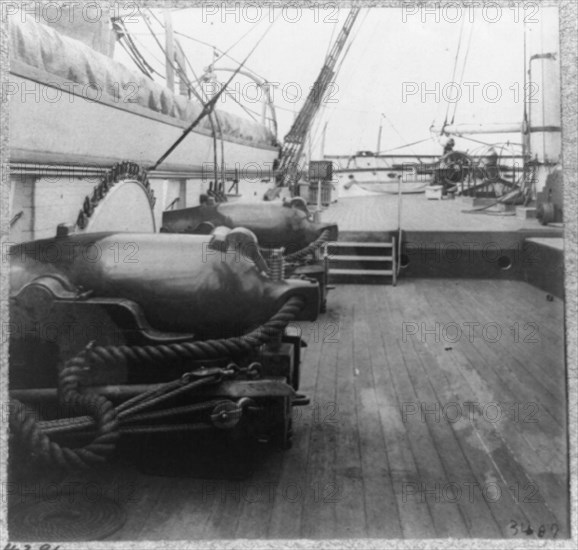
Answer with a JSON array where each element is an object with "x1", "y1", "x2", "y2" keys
[
  {"x1": 9, "y1": 231, "x2": 319, "y2": 339},
  {"x1": 161, "y1": 200, "x2": 338, "y2": 252}
]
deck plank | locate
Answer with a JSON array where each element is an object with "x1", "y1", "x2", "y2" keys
[
  {"x1": 418, "y1": 279, "x2": 567, "y2": 537},
  {"x1": 393, "y1": 283, "x2": 504, "y2": 537},
  {"x1": 320, "y1": 287, "x2": 366, "y2": 539},
  {"x1": 424, "y1": 280, "x2": 565, "y2": 453},
  {"x1": 379, "y1": 286, "x2": 470, "y2": 537},
  {"x1": 233, "y1": 451, "x2": 285, "y2": 538},
  {"x1": 401, "y1": 280, "x2": 541, "y2": 537},
  {"x1": 267, "y1": 319, "x2": 321, "y2": 538},
  {"x1": 115, "y1": 471, "x2": 171, "y2": 540},
  {"x1": 365, "y1": 286, "x2": 437, "y2": 538},
  {"x1": 443, "y1": 281, "x2": 568, "y2": 535},
  {"x1": 466, "y1": 280, "x2": 565, "y2": 400},
  {"x1": 448, "y1": 281, "x2": 565, "y2": 433},
  {"x1": 298, "y1": 313, "x2": 339, "y2": 539},
  {"x1": 35, "y1": 278, "x2": 566, "y2": 542},
  {"x1": 353, "y1": 286, "x2": 403, "y2": 538}
]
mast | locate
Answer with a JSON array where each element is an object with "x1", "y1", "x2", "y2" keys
[
  {"x1": 164, "y1": 8, "x2": 175, "y2": 92},
  {"x1": 525, "y1": 8, "x2": 561, "y2": 195},
  {"x1": 431, "y1": 122, "x2": 523, "y2": 135},
  {"x1": 376, "y1": 115, "x2": 384, "y2": 155},
  {"x1": 522, "y1": 20, "x2": 529, "y2": 169}
]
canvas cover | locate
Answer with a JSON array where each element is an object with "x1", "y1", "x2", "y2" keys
[{"x1": 10, "y1": 18, "x2": 276, "y2": 148}]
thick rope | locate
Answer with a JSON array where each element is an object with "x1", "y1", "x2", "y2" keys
[
  {"x1": 284, "y1": 229, "x2": 331, "y2": 263},
  {"x1": 9, "y1": 295, "x2": 305, "y2": 468},
  {"x1": 10, "y1": 356, "x2": 119, "y2": 469},
  {"x1": 76, "y1": 161, "x2": 155, "y2": 230},
  {"x1": 86, "y1": 295, "x2": 304, "y2": 367},
  {"x1": 38, "y1": 400, "x2": 230, "y2": 434},
  {"x1": 9, "y1": 364, "x2": 221, "y2": 469}
]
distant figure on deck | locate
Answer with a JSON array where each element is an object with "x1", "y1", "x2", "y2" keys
[
  {"x1": 431, "y1": 138, "x2": 458, "y2": 192},
  {"x1": 484, "y1": 147, "x2": 499, "y2": 181},
  {"x1": 443, "y1": 138, "x2": 455, "y2": 156},
  {"x1": 481, "y1": 146, "x2": 511, "y2": 187}
]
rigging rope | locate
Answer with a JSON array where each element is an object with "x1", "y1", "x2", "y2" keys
[
  {"x1": 115, "y1": 19, "x2": 157, "y2": 78},
  {"x1": 138, "y1": 8, "x2": 231, "y2": 185},
  {"x1": 138, "y1": 7, "x2": 217, "y2": 110},
  {"x1": 146, "y1": 8, "x2": 269, "y2": 89},
  {"x1": 381, "y1": 114, "x2": 424, "y2": 163},
  {"x1": 117, "y1": 37, "x2": 151, "y2": 77},
  {"x1": 309, "y1": 8, "x2": 370, "y2": 151},
  {"x1": 121, "y1": 19, "x2": 158, "y2": 74},
  {"x1": 459, "y1": 134, "x2": 509, "y2": 148},
  {"x1": 377, "y1": 137, "x2": 433, "y2": 155},
  {"x1": 137, "y1": 9, "x2": 222, "y2": 182},
  {"x1": 127, "y1": 26, "x2": 174, "y2": 79},
  {"x1": 325, "y1": 16, "x2": 338, "y2": 58},
  {"x1": 301, "y1": 8, "x2": 369, "y2": 160},
  {"x1": 148, "y1": 8, "x2": 268, "y2": 119},
  {"x1": 442, "y1": 17, "x2": 465, "y2": 133},
  {"x1": 450, "y1": 22, "x2": 474, "y2": 125},
  {"x1": 173, "y1": 29, "x2": 269, "y2": 85},
  {"x1": 148, "y1": 14, "x2": 278, "y2": 170},
  {"x1": 217, "y1": 80, "x2": 261, "y2": 121},
  {"x1": 213, "y1": 18, "x2": 268, "y2": 65}
]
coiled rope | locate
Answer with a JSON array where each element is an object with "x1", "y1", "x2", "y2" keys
[
  {"x1": 10, "y1": 356, "x2": 120, "y2": 470},
  {"x1": 9, "y1": 296, "x2": 305, "y2": 469},
  {"x1": 9, "y1": 357, "x2": 223, "y2": 470}
]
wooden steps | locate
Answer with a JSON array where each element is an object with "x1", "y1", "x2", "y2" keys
[{"x1": 327, "y1": 240, "x2": 397, "y2": 284}]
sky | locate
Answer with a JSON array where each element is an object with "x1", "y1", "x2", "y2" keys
[{"x1": 117, "y1": 4, "x2": 560, "y2": 157}]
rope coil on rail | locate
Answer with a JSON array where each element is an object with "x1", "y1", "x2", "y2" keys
[
  {"x1": 9, "y1": 295, "x2": 305, "y2": 469},
  {"x1": 283, "y1": 229, "x2": 331, "y2": 263}
]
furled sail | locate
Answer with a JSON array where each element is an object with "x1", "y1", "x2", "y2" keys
[{"x1": 10, "y1": 17, "x2": 275, "y2": 148}]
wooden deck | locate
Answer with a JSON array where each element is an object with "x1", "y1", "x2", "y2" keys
[
  {"x1": 321, "y1": 194, "x2": 561, "y2": 233},
  {"x1": 19, "y1": 279, "x2": 566, "y2": 541}
]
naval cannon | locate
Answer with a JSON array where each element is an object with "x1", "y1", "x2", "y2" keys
[
  {"x1": 161, "y1": 198, "x2": 338, "y2": 312},
  {"x1": 8, "y1": 225, "x2": 320, "y2": 468}
]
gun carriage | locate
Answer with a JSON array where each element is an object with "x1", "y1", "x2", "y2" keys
[{"x1": 8, "y1": 163, "x2": 325, "y2": 470}]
